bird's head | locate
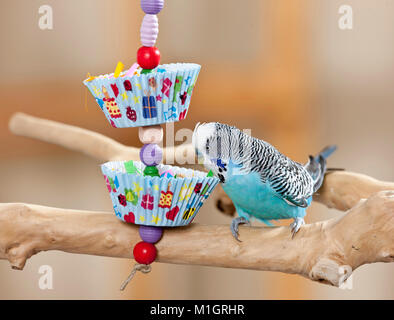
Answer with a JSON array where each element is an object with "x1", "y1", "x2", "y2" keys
[{"x1": 193, "y1": 122, "x2": 244, "y2": 183}]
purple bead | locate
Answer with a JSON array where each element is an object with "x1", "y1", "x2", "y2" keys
[
  {"x1": 140, "y1": 143, "x2": 162, "y2": 166},
  {"x1": 141, "y1": 0, "x2": 164, "y2": 14},
  {"x1": 139, "y1": 225, "x2": 163, "y2": 243}
]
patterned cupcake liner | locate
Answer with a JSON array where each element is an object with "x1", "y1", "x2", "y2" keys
[
  {"x1": 84, "y1": 63, "x2": 201, "y2": 128},
  {"x1": 101, "y1": 160, "x2": 219, "y2": 227}
]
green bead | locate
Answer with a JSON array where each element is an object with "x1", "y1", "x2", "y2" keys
[
  {"x1": 141, "y1": 69, "x2": 153, "y2": 74},
  {"x1": 143, "y1": 166, "x2": 160, "y2": 177},
  {"x1": 206, "y1": 170, "x2": 214, "y2": 177}
]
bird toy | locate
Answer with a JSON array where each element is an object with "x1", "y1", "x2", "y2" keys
[{"x1": 84, "y1": 0, "x2": 219, "y2": 290}]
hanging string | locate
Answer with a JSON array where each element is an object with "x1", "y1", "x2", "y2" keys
[{"x1": 120, "y1": 263, "x2": 152, "y2": 291}]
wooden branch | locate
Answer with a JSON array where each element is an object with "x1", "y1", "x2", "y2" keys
[
  {"x1": 5, "y1": 112, "x2": 394, "y2": 286},
  {"x1": 8, "y1": 112, "x2": 194, "y2": 162},
  {"x1": 314, "y1": 171, "x2": 394, "y2": 210},
  {"x1": 0, "y1": 190, "x2": 393, "y2": 286}
]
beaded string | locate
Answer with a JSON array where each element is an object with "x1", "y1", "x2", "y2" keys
[
  {"x1": 121, "y1": 0, "x2": 165, "y2": 290},
  {"x1": 137, "y1": 0, "x2": 163, "y2": 71}
]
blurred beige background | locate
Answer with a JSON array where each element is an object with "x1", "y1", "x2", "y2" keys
[{"x1": 0, "y1": 0, "x2": 393, "y2": 299}]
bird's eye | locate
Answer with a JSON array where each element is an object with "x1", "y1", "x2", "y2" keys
[{"x1": 205, "y1": 139, "x2": 210, "y2": 152}]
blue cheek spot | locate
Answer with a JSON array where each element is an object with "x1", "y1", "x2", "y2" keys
[{"x1": 216, "y1": 159, "x2": 227, "y2": 170}]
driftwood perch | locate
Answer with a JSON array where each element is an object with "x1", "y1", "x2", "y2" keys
[
  {"x1": 8, "y1": 112, "x2": 194, "y2": 162},
  {"x1": 2, "y1": 112, "x2": 394, "y2": 287}
]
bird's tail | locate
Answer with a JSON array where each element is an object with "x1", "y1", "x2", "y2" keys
[
  {"x1": 305, "y1": 145, "x2": 337, "y2": 193},
  {"x1": 316, "y1": 145, "x2": 337, "y2": 161}
]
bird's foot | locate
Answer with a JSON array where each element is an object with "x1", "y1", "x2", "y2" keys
[
  {"x1": 290, "y1": 217, "x2": 305, "y2": 239},
  {"x1": 230, "y1": 217, "x2": 250, "y2": 242}
]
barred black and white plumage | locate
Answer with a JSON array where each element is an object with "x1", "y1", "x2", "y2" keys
[
  {"x1": 193, "y1": 122, "x2": 334, "y2": 207},
  {"x1": 193, "y1": 122, "x2": 337, "y2": 240}
]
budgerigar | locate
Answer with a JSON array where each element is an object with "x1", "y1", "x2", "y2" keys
[{"x1": 192, "y1": 122, "x2": 337, "y2": 241}]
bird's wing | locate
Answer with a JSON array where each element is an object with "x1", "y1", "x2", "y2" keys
[{"x1": 266, "y1": 158, "x2": 314, "y2": 208}]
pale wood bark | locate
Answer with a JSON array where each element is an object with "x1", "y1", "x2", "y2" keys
[
  {"x1": 8, "y1": 112, "x2": 194, "y2": 162},
  {"x1": 0, "y1": 190, "x2": 393, "y2": 287},
  {"x1": 4, "y1": 112, "x2": 394, "y2": 287}
]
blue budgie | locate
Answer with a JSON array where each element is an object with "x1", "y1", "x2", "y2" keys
[{"x1": 192, "y1": 122, "x2": 337, "y2": 241}]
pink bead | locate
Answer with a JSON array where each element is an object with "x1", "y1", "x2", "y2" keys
[
  {"x1": 139, "y1": 125, "x2": 163, "y2": 144},
  {"x1": 140, "y1": 143, "x2": 162, "y2": 166},
  {"x1": 140, "y1": 14, "x2": 159, "y2": 47}
]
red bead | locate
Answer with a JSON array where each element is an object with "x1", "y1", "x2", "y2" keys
[
  {"x1": 133, "y1": 241, "x2": 157, "y2": 264},
  {"x1": 137, "y1": 46, "x2": 160, "y2": 70}
]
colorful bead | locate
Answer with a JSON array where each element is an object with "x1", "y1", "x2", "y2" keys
[
  {"x1": 140, "y1": 14, "x2": 159, "y2": 47},
  {"x1": 143, "y1": 166, "x2": 160, "y2": 177},
  {"x1": 137, "y1": 46, "x2": 160, "y2": 70},
  {"x1": 133, "y1": 241, "x2": 157, "y2": 264},
  {"x1": 139, "y1": 225, "x2": 163, "y2": 243},
  {"x1": 140, "y1": 0, "x2": 164, "y2": 14},
  {"x1": 141, "y1": 69, "x2": 153, "y2": 75},
  {"x1": 140, "y1": 143, "x2": 162, "y2": 166},
  {"x1": 138, "y1": 125, "x2": 163, "y2": 144}
]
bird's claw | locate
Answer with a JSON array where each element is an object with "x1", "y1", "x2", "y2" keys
[
  {"x1": 290, "y1": 217, "x2": 305, "y2": 239},
  {"x1": 230, "y1": 217, "x2": 250, "y2": 242}
]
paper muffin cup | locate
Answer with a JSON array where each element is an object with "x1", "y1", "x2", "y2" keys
[
  {"x1": 84, "y1": 63, "x2": 200, "y2": 128},
  {"x1": 101, "y1": 160, "x2": 219, "y2": 227}
]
